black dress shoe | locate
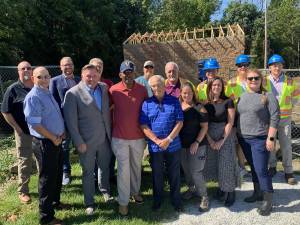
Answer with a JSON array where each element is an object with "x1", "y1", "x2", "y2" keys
[
  {"x1": 152, "y1": 202, "x2": 161, "y2": 211},
  {"x1": 224, "y1": 191, "x2": 235, "y2": 207},
  {"x1": 174, "y1": 205, "x2": 184, "y2": 212}
]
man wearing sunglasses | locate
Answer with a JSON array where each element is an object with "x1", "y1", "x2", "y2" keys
[
  {"x1": 24, "y1": 67, "x2": 65, "y2": 225},
  {"x1": 1, "y1": 61, "x2": 38, "y2": 205},
  {"x1": 135, "y1": 60, "x2": 155, "y2": 97},
  {"x1": 265, "y1": 54, "x2": 300, "y2": 185},
  {"x1": 49, "y1": 56, "x2": 80, "y2": 186},
  {"x1": 225, "y1": 54, "x2": 251, "y2": 180}
]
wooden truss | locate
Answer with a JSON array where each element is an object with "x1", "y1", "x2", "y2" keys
[{"x1": 123, "y1": 24, "x2": 245, "y2": 45}]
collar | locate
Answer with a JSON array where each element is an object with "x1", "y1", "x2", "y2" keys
[
  {"x1": 152, "y1": 92, "x2": 167, "y2": 103},
  {"x1": 82, "y1": 82, "x2": 99, "y2": 93},
  {"x1": 270, "y1": 73, "x2": 284, "y2": 82},
  {"x1": 120, "y1": 80, "x2": 136, "y2": 91},
  {"x1": 166, "y1": 79, "x2": 180, "y2": 88},
  {"x1": 33, "y1": 85, "x2": 50, "y2": 94},
  {"x1": 63, "y1": 73, "x2": 74, "y2": 79}
]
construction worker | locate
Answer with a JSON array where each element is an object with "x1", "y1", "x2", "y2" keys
[
  {"x1": 196, "y1": 57, "x2": 221, "y2": 102},
  {"x1": 265, "y1": 54, "x2": 300, "y2": 185},
  {"x1": 197, "y1": 59, "x2": 207, "y2": 82},
  {"x1": 225, "y1": 54, "x2": 250, "y2": 178}
]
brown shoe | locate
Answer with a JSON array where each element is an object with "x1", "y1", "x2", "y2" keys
[
  {"x1": 285, "y1": 173, "x2": 298, "y2": 185},
  {"x1": 132, "y1": 194, "x2": 144, "y2": 204},
  {"x1": 53, "y1": 202, "x2": 71, "y2": 210},
  {"x1": 118, "y1": 205, "x2": 128, "y2": 216},
  {"x1": 19, "y1": 193, "x2": 31, "y2": 204},
  {"x1": 43, "y1": 218, "x2": 64, "y2": 225}
]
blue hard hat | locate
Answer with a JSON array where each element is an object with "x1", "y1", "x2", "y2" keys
[
  {"x1": 235, "y1": 54, "x2": 250, "y2": 65},
  {"x1": 268, "y1": 54, "x2": 284, "y2": 66},
  {"x1": 203, "y1": 58, "x2": 220, "y2": 71}
]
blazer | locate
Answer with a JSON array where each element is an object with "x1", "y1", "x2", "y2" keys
[
  {"x1": 63, "y1": 81, "x2": 111, "y2": 147},
  {"x1": 49, "y1": 74, "x2": 80, "y2": 109}
]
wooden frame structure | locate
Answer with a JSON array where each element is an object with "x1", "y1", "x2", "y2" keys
[{"x1": 123, "y1": 24, "x2": 244, "y2": 45}]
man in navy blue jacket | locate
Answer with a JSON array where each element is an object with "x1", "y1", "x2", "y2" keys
[{"x1": 49, "y1": 56, "x2": 80, "y2": 185}]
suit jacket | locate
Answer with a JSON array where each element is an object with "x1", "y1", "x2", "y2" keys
[
  {"x1": 63, "y1": 81, "x2": 111, "y2": 147},
  {"x1": 49, "y1": 74, "x2": 80, "y2": 109}
]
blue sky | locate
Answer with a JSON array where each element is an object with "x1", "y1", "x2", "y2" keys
[{"x1": 211, "y1": 0, "x2": 264, "y2": 21}]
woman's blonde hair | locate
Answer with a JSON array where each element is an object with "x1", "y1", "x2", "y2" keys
[{"x1": 246, "y1": 68, "x2": 268, "y2": 104}]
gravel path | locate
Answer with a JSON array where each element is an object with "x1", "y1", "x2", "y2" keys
[{"x1": 163, "y1": 173, "x2": 300, "y2": 225}]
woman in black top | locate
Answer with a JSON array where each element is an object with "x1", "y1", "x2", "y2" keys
[
  {"x1": 179, "y1": 82, "x2": 209, "y2": 212},
  {"x1": 204, "y1": 77, "x2": 239, "y2": 207}
]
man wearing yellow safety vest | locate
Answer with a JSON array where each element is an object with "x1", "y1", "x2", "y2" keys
[
  {"x1": 196, "y1": 58, "x2": 221, "y2": 102},
  {"x1": 265, "y1": 54, "x2": 300, "y2": 185},
  {"x1": 225, "y1": 54, "x2": 250, "y2": 179}
]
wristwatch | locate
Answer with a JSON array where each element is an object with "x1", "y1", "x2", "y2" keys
[{"x1": 269, "y1": 137, "x2": 275, "y2": 141}]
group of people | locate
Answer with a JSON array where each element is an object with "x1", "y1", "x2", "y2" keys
[{"x1": 1, "y1": 53, "x2": 299, "y2": 225}]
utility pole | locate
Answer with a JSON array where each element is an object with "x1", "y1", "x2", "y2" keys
[{"x1": 264, "y1": 0, "x2": 268, "y2": 69}]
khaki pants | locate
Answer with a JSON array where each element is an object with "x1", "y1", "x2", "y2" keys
[
  {"x1": 14, "y1": 131, "x2": 36, "y2": 194},
  {"x1": 112, "y1": 138, "x2": 145, "y2": 206},
  {"x1": 269, "y1": 119, "x2": 293, "y2": 174}
]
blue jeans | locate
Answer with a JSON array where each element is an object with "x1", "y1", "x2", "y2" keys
[
  {"x1": 238, "y1": 136, "x2": 273, "y2": 192},
  {"x1": 150, "y1": 150, "x2": 181, "y2": 207},
  {"x1": 62, "y1": 132, "x2": 71, "y2": 174}
]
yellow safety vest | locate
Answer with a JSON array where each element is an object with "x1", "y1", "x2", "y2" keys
[
  {"x1": 196, "y1": 81, "x2": 208, "y2": 101},
  {"x1": 225, "y1": 76, "x2": 248, "y2": 104},
  {"x1": 264, "y1": 74, "x2": 300, "y2": 119}
]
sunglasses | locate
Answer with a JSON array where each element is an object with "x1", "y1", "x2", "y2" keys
[
  {"x1": 36, "y1": 75, "x2": 51, "y2": 80},
  {"x1": 237, "y1": 63, "x2": 249, "y2": 68},
  {"x1": 19, "y1": 67, "x2": 32, "y2": 71},
  {"x1": 247, "y1": 76, "x2": 260, "y2": 81},
  {"x1": 144, "y1": 66, "x2": 154, "y2": 69}
]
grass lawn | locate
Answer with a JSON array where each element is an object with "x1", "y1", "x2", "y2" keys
[{"x1": 0, "y1": 143, "x2": 218, "y2": 225}]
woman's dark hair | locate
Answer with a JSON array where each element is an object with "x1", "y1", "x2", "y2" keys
[
  {"x1": 206, "y1": 77, "x2": 227, "y2": 103},
  {"x1": 179, "y1": 82, "x2": 198, "y2": 104}
]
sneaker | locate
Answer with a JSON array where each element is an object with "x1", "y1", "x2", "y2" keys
[
  {"x1": 268, "y1": 167, "x2": 277, "y2": 177},
  {"x1": 62, "y1": 173, "x2": 71, "y2": 186},
  {"x1": 103, "y1": 193, "x2": 114, "y2": 202},
  {"x1": 118, "y1": 205, "x2": 128, "y2": 216},
  {"x1": 85, "y1": 207, "x2": 94, "y2": 215},
  {"x1": 132, "y1": 194, "x2": 144, "y2": 204},
  {"x1": 182, "y1": 188, "x2": 195, "y2": 200},
  {"x1": 240, "y1": 168, "x2": 248, "y2": 178},
  {"x1": 285, "y1": 173, "x2": 298, "y2": 185},
  {"x1": 199, "y1": 196, "x2": 209, "y2": 212},
  {"x1": 19, "y1": 193, "x2": 31, "y2": 204}
]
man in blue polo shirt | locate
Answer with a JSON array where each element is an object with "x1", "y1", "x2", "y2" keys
[
  {"x1": 140, "y1": 75, "x2": 184, "y2": 212},
  {"x1": 24, "y1": 67, "x2": 65, "y2": 225}
]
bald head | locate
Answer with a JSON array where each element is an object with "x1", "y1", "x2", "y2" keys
[{"x1": 32, "y1": 67, "x2": 51, "y2": 89}]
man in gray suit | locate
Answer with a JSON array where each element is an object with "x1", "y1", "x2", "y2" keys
[{"x1": 63, "y1": 64, "x2": 112, "y2": 215}]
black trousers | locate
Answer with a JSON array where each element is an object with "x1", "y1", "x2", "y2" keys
[
  {"x1": 34, "y1": 138, "x2": 63, "y2": 224},
  {"x1": 150, "y1": 150, "x2": 181, "y2": 207}
]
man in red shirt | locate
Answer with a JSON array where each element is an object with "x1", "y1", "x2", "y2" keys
[{"x1": 109, "y1": 60, "x2": 148, "y2": 216}]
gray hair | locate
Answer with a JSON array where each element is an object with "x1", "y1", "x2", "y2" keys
[
  {"x1": 148, "y1": 75, "x2": 165, "y2": 86},
  {"x1": 165, "y1": 61, "x2": 179, "y2": 71}
]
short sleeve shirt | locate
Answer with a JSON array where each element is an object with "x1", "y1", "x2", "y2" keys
[
  {"x1": 109, "y1": 81, "x2": 148, "y2": 139},
  {"x1": 204, "y1": 98, "x2": 234, "y2": 123},
  {"x1": 140, "y1": 94, "x2": 184, "y2": 153},
  {"x1": 1, "y1": 80, "x2": 31, "y2": 134}
]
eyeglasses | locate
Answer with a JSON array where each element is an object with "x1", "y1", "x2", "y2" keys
[
  {"x1": 144, "y1": 66, "x2": 154, "y2": 69},
  {"x1": 247, "y1": 76, "x2": 260, "y2": 81},
  {"x1": 19, "y1": 67, "x2": 32, "y2": 71},
  {"x1": 237, "y1": 63, "x2": 249, "y2": 68},
  {"x1": 36, "y1": 75, "x2": 51, "y2": 80}
]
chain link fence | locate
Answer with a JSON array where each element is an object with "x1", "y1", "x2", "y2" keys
[
  {"x1": 229, "y1": 68, "x2": 300, "y2": 156},
  {"x1": 0, "y1": 66, "x2": 61, "y2": 133}
]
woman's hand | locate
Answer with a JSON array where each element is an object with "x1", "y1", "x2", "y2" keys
[
  {"x1": 190, "y1": 142, "x2": 199, "y2": 155},
  {"x1": 266, "y1": 139, "x2": 275, "y2": 151}
]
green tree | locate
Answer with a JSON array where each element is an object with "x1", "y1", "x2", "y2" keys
[{"x1": 149, "y1": 0, "x2": 220, "y2": 31}]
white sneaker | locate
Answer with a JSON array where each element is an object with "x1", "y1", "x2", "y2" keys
[{"x1": 86, "y1": 207, "x2": 94, "y2": 215}]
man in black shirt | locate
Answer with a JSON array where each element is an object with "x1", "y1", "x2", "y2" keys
[{"x1": 1, "y1": 61, "x2": 36, "y2": 204}]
